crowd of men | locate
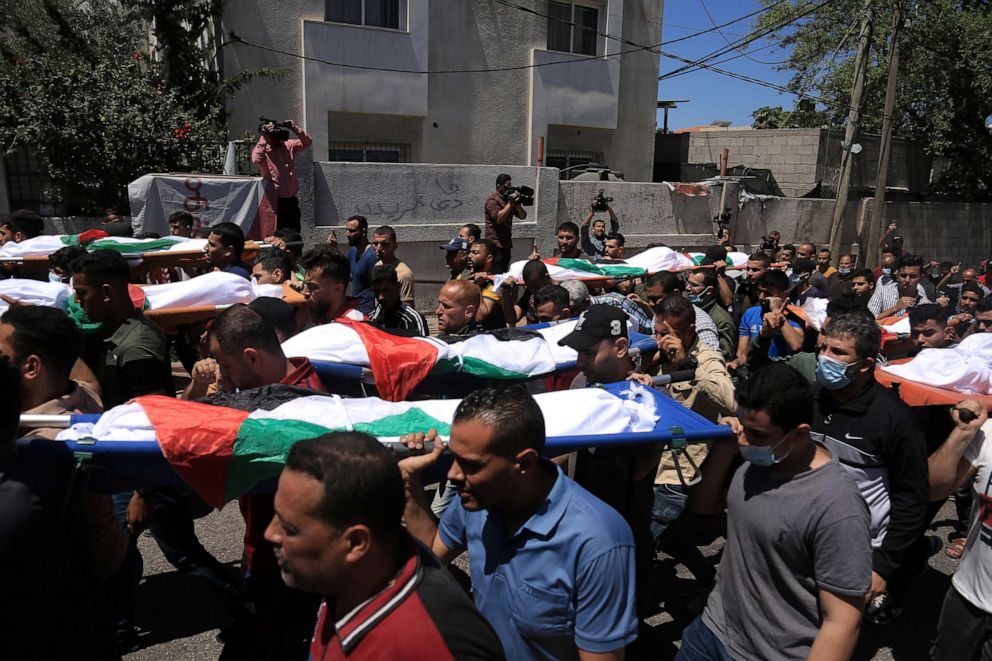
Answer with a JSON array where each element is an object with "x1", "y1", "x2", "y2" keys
[{"x1": 4, "y1": 177, "x2": 992, "y2": 661}]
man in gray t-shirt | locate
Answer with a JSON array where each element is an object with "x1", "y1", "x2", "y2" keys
[{"x1": 678, "y1": 364, "x2": 871, "y2": 661}]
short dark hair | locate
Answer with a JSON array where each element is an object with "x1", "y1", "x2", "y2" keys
[
  {"x1": 475, "y1": 238, "x2": 497, "y2": 259},
  {"x1": 257, "y1": 252, "x2": 294, "y2": 277},
  {"x1": 848, "y1": 268, "x2": 873, "y2": 281},
  {"x1": 0, "y1": 357, "x2": 20, "y2": 445},
  {"x1": 1, "y1": 307, "x2": 80, "y2": 378},
  {"x1": 299, "y1": 246, "x2": 350, "y2": 286},
  {"x1": 606, "y1": 232, "x2": 625, "y2": 247},
  {"x1": 655, "y1": 292, "x2": 694, "y2": 328},
  {"x1": 496, "y1": 173, "x2": 512, "y2": 187},
  {"x1": 209, "y1": 221, "x2": 245, "y2": 256},
  {"x1": 71, "y1": 249, "x2": 130, "y2": 284},
  {"x1": 210, "y1": 304, "x2": 283, "y2": 357},
  {"x1": 522, "y1": 259, "x2": 549, "y2": 282},
  {"x1": 736, "y1": 364, "x2": 814, "y2": 432},
  {"x1": 961, "y1": 283, "x2": 985, "y2": 299},
  {"x1": 49, "y1": 246, "x2": 87, "y2": 273},
  {"x1": 780, "y1": 244, "x2": 796, "y2": 254},
  {"x1": 894, "y1": 253, "x2": 923, "y2": 271},
  {"x1": 909, "y1": 303, "x2": 950, "y2": 328},
  {"x1": 825, "y1": 296, "x2": 871, "y2": 319},
  {"x1": 818, "y1": 247, "x2": 831, "y2": 255},
  {"x1": 645, "y1": 271, "x2": 682, "y2": 294},
  {"x1": 747, "y1": 252, "x2": 772, "y2": 266},
  {"x1": 822, "y1": 312, "x2": 881, "y2": 361},
  {"x1": 453, "y1": 385, "x2": 545, "y2": 457},
  {"x1": 557, "y1": 221, "x2": 579, "y2": 236},
  {"x1": 460, "y1": 223, "x2": 481, "y2": 241},
  {"x1": 371, "y1": 263, "x2": 399, "y2": 287},
  {"x1": 372, "y1": 225, "x2": 396, "y2": 242},
  {"x1": 977, "y1": 296, "x2": 992, "y2": 314},
  {"x1": 346, "y1": 215, "x2": 368, "y2": 232},
  {"x1": 248, "y1": 297, "x2": 297, "y2": 341},
  {"x1": 689, "y1": 266, "x2": 718, "y2": 289},
  {"x1": 285, "y1": 432, "x2": 404, "y2": 543},
  {"x1": 2, "y1": 209, "x2": 44, "y2": 239},
  {"x1": 756, "y1": 269, "x2": 790, "y2": 293},
  {"x1": 533, "y1": 284, "x2": 570, "y2": 310},
  {"x1": 168, "y1": 211, "x2": 195, "y2": 228},
  {"x1": 881, "y1": 246, "x2": 896, "y2": 256}
]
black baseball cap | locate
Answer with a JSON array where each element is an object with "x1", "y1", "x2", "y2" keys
[
  {"x1": 439, "y1": 237, "x2": 468, "y2": 252},
  {"x1": 700, "y1": 245, "x2": 728, "y2": 266},
  {"x1": 558, "y1": 304, "x2": 628, "y2": 352}
]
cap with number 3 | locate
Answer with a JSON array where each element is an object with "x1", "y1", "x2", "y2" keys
[{"x1": 558, "y1": 304, "x2": 628, "y2": 351}]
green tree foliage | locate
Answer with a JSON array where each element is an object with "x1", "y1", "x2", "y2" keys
[
  {"x1": 0, "y1": 0, "x2": 229, "y2": 213},
  {"x1": 754, "y1": 0, "x2": 992, "y2": 196},
  {"x1": 752, "y1": 99, "x2": 829, "y2": 128}
]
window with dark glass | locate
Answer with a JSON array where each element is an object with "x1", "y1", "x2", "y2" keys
[
  {"x1": 326, "y1": 0, "x2": 401, "y2": 29},
  {"x1": 546, "y1": 2, "x2": 599, "y2": 56}
]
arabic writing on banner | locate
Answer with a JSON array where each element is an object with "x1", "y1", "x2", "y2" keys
[{"x1": 128, "y1": 174, "x2": 277, "y2": 239}]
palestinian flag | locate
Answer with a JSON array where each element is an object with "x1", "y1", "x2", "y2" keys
[
  {"x1": 498, "y1": 246, "x2": 695, "y2": 288},
  {"x1": 0, "y1": 233, "x2": 202, "y2": 259},
  {"x1": 68, "y1": 385, "x2": 657, "y2": 508},
  {"x1": 282, "y1": 319, "x2": 581, "y2": 401}
]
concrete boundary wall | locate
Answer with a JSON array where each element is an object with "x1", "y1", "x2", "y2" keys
[{"x1": 304, "y1": 162, "x2": 992, "y2": 310}]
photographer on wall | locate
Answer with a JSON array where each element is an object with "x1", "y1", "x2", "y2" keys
[
  {"x1": 484, "y1": 173, "x2": 530, "y2": 273},
  {"x1": 580, "y1": 190, "x2": 619, "y2": 260},
  {"x1": 251, "y1": 116, "x2": 312, "y2": 232}
]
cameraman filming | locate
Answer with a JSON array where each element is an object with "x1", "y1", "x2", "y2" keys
[
  {"x1": 580, "y1": 194, "x2": 619, "y2": 260},
  {"x1": 251, "y1": 117, "x2": 312, "y2": 232},
  {"x1": 484, "y1": 173, "x2": 527, "y2": 272}
]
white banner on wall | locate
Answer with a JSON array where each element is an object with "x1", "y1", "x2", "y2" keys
[{"x1": 128, "y1": 174, "x2": 276, "y2": 238}]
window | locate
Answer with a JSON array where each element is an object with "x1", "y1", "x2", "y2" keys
[
  {"x1": 547, "y1": 2, "x2": 599, "y2": 56},
  {"x1": 546, "y1": 150, "x2": 605, "y2": 179},
  {"x1": 328, "y1": 142, "x2": 410, "y2": 163},
  {"x1": 326, "y1": 0, "x2": 402, "y2": 30}
]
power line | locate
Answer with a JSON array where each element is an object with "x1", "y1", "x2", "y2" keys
[
  {"x1": 697, "y1": 0, "x2": 788, "y2": 66},
  {"x1": 659, "y1": 0, "x2": 840, "y2": 80}
]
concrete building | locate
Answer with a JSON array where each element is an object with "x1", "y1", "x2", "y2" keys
[
  {"x1": 221, "y1": 0, "x2": 664, "y2": 181},
  {"x1": 654, "y1": 128, "x2": 932, "y2": 198}
]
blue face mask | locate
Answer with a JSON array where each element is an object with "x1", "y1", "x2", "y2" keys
[
  {"x1": 839, "y1": 267, "x2": 851, "y2": 275},
  {"x1": 816, "y1": 354, "x2": 857, "y2": 390},
  {"x1": 686, "y1": 292, "x2": 704, "y2": 304},
  {"x1": 882, "y1": 267, "x2": 892, "y2": 276},
  {"x1": 49, "y1": 271, "x2": 64, "y2": 283},
  {"x1": 739, "y1": 432, "x2": 794, "y2": 467}
]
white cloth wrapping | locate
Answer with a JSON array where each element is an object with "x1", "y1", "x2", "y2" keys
[
  {"x1": 56, "y1": 387, "x2": 659, "y2": 444},
  {"x1": 881, "y1": 333, "x2": 992, "y2": 394},
  {"x1": 0, "y1": 280, "x2": 72, "y2": 315},
  {"x1": 142, "y1": 271, "x2": 282, "y2": 310},
  {"x1": 280, "y1": 319, "x2": 591, "y2": 377},
  {"x1": 0, "y1": 235, "x2": 200, "y2": 260}
]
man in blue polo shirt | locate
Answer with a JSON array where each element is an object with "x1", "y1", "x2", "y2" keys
[{"x1": 399, "y1": 386, "x2": 638, "y2": 660}]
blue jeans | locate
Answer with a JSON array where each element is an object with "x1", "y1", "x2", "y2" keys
[
  {"x1": 652, "y1": 484, "x2": 715, "y2": 584},
  {"x1": 676, "y1": 616, "x2": 734, "y2": 661}
]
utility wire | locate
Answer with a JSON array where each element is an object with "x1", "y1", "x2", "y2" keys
[{"x1": 697, "y1": 0, "x2": 789, "y2": 65}]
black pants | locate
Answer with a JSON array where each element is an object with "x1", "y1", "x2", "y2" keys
[
  {"x1": 493, "y1": 246, "x2": 511, "y2": 274},
  {"x1": 276, "y1": 196, "x2": 301, "y2": 232},
  {"x1": 932, "y1": 586, "x2": 992, "y2": 660}
]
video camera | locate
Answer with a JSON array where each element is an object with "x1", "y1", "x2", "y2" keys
[
  {"x1": 759, "y1": 235, "x2": 779, "y2": 252},
  {"x1": 504, "y1": 185, "x2": 535, "y2": 207},
  {"x1": 592, "y1": 189, "x2": 613, "y2": 212},
  {"x1": 259, "y1": 116, "x2": 291, "y2": 141}
]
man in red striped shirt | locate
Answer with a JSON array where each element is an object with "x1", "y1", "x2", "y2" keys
[{"x1": 266, "y1": 432, "x2": 505, "y2": 660}]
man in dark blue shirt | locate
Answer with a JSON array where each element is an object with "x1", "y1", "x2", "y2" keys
[
  {"x1": 205, "y1": 221, "x2": 251, "y2": 279},
  {"x1": 343, "y1": 215, "x2": 376, "y2": 315}
]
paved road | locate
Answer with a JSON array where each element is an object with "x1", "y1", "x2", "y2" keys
[{"x1": 125, "y1": 495, "x2": 963, "y2": 661}]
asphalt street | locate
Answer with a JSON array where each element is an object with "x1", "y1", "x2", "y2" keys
[{"x1": 124, "y1": 491, "x2": 961, "y2": 660}]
